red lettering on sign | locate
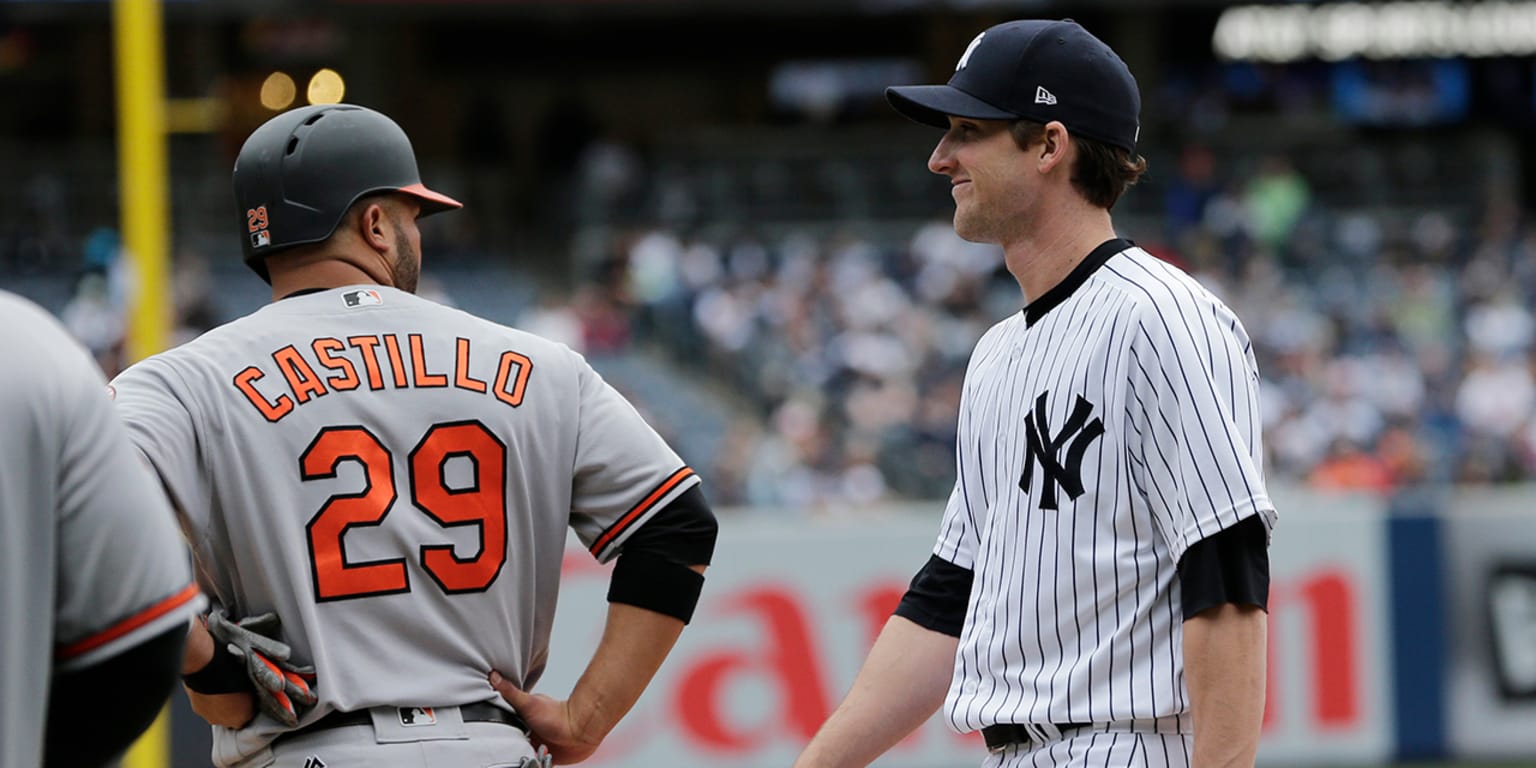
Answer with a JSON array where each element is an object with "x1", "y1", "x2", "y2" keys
[
  {"x1": 1267, "y1": 568, "x2": 1360, "y2": 731},
  {"x1": 674, "y1": 586, "x2": 833, "y2": 752}
]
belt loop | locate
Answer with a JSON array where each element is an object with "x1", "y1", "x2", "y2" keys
[{"x1": 1037, "y1": 722, "x2": 1063, "y2": 741}]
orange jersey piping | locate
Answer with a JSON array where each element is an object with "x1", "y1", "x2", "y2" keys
[
  {"x1": 589, "y1": 467, "x2": 697, "y2": 557},
  {"x1": 54, "y1": 583, "x2": 202, "y2": 661}
]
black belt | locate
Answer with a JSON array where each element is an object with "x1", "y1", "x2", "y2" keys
[
  {"x1": 981, "y1": 722, "x2": 1090, "y2": 753},
  {"x1": 281, "y1": 702, "x2": 527, "y2": 741}
]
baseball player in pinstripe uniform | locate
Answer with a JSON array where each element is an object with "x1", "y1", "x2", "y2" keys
[
  {"x1": 796, "y1": 19, "x2": 1276, "y2": 768},
  {"x1": 0, "y1": 290, "x2": 206, "y2": 767},
  {"x1": 109, "y1": 104, "x2": 717, "y2": 768}
]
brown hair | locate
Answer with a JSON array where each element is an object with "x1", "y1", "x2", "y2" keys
[{"x1": 1009, "y1": 120, "x2": 1147, "y2": 210}]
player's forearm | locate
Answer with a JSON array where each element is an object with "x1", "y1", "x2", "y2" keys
[
  {"x1": 1184, "y1": 603, "x2": 1267, "y2": 768},
  {"x1": 183, "y1": 615, "x2": 215, "y2": 673},
  {"x1": 566, "y1": 598, "x2": 691, "y2": 742},
  {"x1": 794, "y1": 615, "x2": 957, "y2": 768},
  {"x1": 180, "y1": 615, "x2": 258, "y2": 728}
]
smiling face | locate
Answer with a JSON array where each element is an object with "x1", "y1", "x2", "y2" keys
[{"x1": 926, "y1": 117, "x2": 1041, "y2": 247}]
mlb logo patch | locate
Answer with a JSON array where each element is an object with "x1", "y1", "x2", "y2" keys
[
  {"x1": 398, "y1": 707, "x2": 436, "y2": 727},
  {"x1": 251, "y1": 230, "x2": 271, "y2": 248},
  {"x1": 343, "y1": 289, "x2": 383, "y2": 308}
]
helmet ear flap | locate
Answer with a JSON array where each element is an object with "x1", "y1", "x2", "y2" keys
[{"x1": 231, "y1": 104, "x2": 461, "y2": 282}]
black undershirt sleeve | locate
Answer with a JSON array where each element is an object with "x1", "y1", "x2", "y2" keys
[
  {"x1": 1178, "y1": 515, "x2": 1271, "y2": 620},
  {"x1": 894, "y1": 554, "x2": 974, "y2": 637},
  {"x1": 607, "y1": 486, "x2": 719, "y2": 623},
  {"x1": 45, "y1": 623, "x2": 186, "y2": 768}
]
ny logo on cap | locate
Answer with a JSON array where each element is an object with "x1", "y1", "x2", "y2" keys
[
  {"x1": 956, "y1": 31, "x2": 986, "y2": 70},
  {"x1": 1035, "y1": 86, "x2": 1057, "y2": 105}
]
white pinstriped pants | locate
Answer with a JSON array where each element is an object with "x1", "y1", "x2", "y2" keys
[{"x1": 982, "y1": 717, "x2": 1193, "y2": 768}]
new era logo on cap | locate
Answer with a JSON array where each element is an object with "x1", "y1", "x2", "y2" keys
[{"x1": 1035, "y1": 86, "x2": 1057, "y2": 105}]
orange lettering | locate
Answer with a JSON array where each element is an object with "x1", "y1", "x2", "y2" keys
[
  {"x1": 274, "y1": 345, "x2": 327, "y2": 404},
  {"x1": 382, "y1": 334, "x2": 409, "y2": 388},
  {"x1": 347, "y1": 335, "x2": 386, "y2": 390},
  {"x1": 494, "y1": 351, "x2": 532, "y2": 407},
  {"x1": 234, "y1": 366, "x2": 293, "y2": 421},
  {"x1": 409, "y1": 334, "x2": 448, "y2": 388},
  {"x1": 455, "y1": 338, "x2": 487, "y2": 393},
  {"x1": 313, "y1": 338, "x2": 360, "y2": 391}
]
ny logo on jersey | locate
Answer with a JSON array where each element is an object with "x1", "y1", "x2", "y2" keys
[{"x1": 1019, "y1": 391, "x2": 1104, "y2": 510}]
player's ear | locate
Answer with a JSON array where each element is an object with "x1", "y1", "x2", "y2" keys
[
  {"x1": 1038, "y1": 121, "x2": 1071, "y2": 173},
  {"x1": 355, "y1": 202, "x2": 392, "y2": 254}
]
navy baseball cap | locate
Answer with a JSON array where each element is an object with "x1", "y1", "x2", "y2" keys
[{"x1": 886, "y1": 19, "x2": 1141, "y2": 152}]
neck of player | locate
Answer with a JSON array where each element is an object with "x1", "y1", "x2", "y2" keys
[
  {"x1": 268, "y1": 250, "x2": 394, "y2": 301},
  {"x1": 1004, "y1": 200, "x2": 1117, "y2": 305}
]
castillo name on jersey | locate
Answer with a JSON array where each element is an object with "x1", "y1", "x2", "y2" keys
[{"x1": 232, "y1": 333, "x2": 532, "y2": 423}]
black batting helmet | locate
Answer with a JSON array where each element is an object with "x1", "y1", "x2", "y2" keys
[{"x1": 232, "y1": 103, "x2": 462, "y2": 281}]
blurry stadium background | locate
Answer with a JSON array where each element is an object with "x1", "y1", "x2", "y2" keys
[{"x1": 4, "y1": 0, "x2": 1536, "y2": 765}]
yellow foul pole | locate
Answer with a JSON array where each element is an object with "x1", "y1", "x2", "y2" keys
[
  {"x1": 113, "y1": 0, "x2": 171, "y2": 365},
  {"x1": 113, "y1": 1, "x2": 173, "y2": 765}
]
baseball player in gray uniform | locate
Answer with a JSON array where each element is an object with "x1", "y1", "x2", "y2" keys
[
  {"x1": 0, "y1": 290, "x2": 206, "y2": 767},
  {"x1": 109, "y1": 103, "x2": 717, "y2": 768},
  {"x1": 795, "y1": 19, "x2": 1276, "y2": 768}
]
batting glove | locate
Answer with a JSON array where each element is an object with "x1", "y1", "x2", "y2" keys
[
  {"x1": 517, "y1": 747, "x2": 553, "y2": 768},
  {"x1": 205, "y1": 609, "x2": 318, "y2": 728}
]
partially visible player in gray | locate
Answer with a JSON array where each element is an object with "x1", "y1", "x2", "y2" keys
[
  {"x1": 0, "y1": 290, "x2": 206, "y2": 767},
  {"x1": 110, "y1": 103, "x2": 717, "y2": 768}
]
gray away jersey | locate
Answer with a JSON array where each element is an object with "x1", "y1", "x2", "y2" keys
[
  {"x1": 934, "y1": 244, "x2": 1277, "y2": 732},
  {"x1": 0, "y1": 291, "x2": 204, "y2": 768},
  {"x1": 109, "y1": 286, "x2": 698, "y2": 763}
]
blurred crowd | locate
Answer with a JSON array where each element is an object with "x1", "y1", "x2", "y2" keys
[
  {"x1": 31, "y1": 137, "x2": 1536, "y2": 514},
  {"x1": 540, "y1": 142, "x2": 1536, "y2": 512}
]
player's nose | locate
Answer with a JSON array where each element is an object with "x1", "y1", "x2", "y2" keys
[{"x1": 928, "y1": 138, "x2": 956, "y2": 176}]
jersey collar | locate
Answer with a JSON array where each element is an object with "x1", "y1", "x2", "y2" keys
[{"x1": 1022, "y1": 237, "x2": 1133, "y2": 326}]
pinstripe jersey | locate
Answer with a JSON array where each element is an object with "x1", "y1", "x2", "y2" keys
[
  {"x1": 109, "y1": 285, "x2": 697, "y2": 766},
  {"x1": 934, "y1": 240, "x2": 1276, "y2": 733}
]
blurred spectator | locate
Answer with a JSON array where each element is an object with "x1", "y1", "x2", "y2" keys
[
  {"x1": 1244, "y1": 154, "x2": 1311, "y2": 257},
  {"x1": 171, "y1": 249, "x2": 219, "y2": 347},
  {"x1": 60, "y1": 270, "x2": 123, "y2": 375},
  {"x1": 518, "y1": 289, "x2": 587, "y2": 353},
  {"x1": 1308, "y1": 438, "x2": 1394, "y2": 493},
  {"x1": 1164, "y1": 144, "x2": 1221, "y2": 244},
  {"x1": 1455, "y1": 351, "x2": 1534, "y2": 441}
]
